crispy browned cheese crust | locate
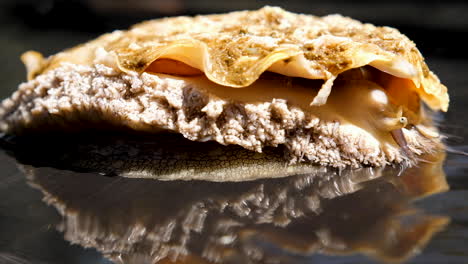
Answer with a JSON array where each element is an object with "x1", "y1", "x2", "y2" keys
[{"x1": 22, "y1": 6, "x2": 448, "y2": 111}]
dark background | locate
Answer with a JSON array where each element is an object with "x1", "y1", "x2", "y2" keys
[
  {"x1": 0, "y1": 1, "x2": 467, "y2": 264},
  {"x1": 1, "y1": 0, "x2": 467, "y2": 96}
]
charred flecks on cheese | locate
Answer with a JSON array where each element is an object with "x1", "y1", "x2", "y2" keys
[{"x1": 0, "y1": 6, "x2": 448, "y2": 169}]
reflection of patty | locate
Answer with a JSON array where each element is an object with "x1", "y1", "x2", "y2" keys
[
  {"x1": 0, "y1": 63, "x2": 439, "y2": 168},
  {"x1": 22, "y1": 152, "x2": 448, "y2": 264}
]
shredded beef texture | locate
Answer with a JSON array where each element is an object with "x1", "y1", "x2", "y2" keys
[{"x1": 0, "y1": 64, "x2": 438, "y2": 168}]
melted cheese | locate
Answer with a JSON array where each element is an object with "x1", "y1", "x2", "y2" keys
[{"x1": 175, "y1": 73, "x2": 413, "y2": 148}]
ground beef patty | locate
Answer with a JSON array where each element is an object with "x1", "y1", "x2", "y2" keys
[{"x1": 0, "y1": 63, "x2": 439, "y2": 168}]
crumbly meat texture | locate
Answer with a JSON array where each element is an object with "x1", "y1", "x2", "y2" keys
[{"x1": 0, "y1": 64, "x2": 438, "y2": 168}]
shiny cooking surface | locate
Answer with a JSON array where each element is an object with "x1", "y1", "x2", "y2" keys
[{"x1": 1, "y1": 1, "x2": 468, "y2": 263}]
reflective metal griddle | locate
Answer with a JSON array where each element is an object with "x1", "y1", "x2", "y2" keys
[{"x1": 1, "y1": 1, "x2": 468, "y2": 264}]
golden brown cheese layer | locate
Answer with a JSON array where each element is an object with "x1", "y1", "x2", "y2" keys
[{"x1": 20, "y1": 6, "x2": 448, "y2": 111}]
